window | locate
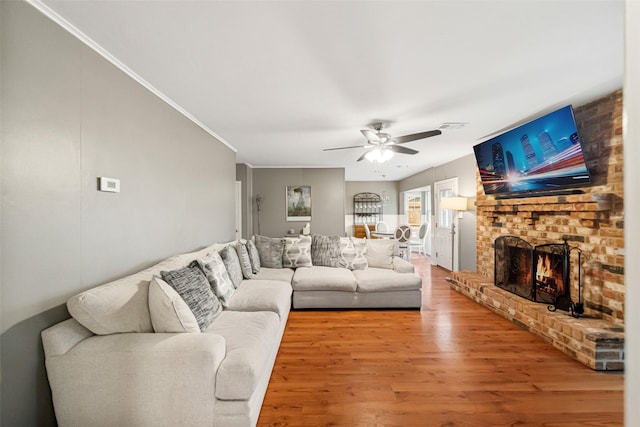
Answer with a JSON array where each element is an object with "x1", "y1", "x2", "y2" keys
[
  {"x1": 439, "y1": 188, "x2": 453, "y2": 229},
  {"x1": 407, "y1": 193, "x2": 421, "y2": 227}
]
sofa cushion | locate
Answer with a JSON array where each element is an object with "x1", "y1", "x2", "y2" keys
[
  {"x1": 148, "y1": 276, "x2": 201, "y2": 333},
  {"x1": 254, "y1": 235, "x2": 285, "y2": 268},
  {"x1": 366, "y1": 239, "x2": 396, "y2": 269},
  {"x1": 226, "y1": 280, "x2": 292, "y2": 319},
  {"x1": 338, "y1": 237, "x2": 368, "y2": 270},
  {"x1": 251, "y1": 267, "x2": 295, "y2": 283},
  {"x1": 161, "y1": 265, "x2": 221, "y2": 331},
  {"x1": 220, "y1": 245, "x2": 243, "y2": 288},
  {"x1": 196, "y1": 252, "x2": 235, "y2": 308},
  {"x1": 353, "y1": 267, "x2": 422, "y2": 292},
  {"x1": 246, "y1": 240, "x2": 261, "y2": 273},
  {"x1": 235, "y1": 242, "x2": 255, "y2": 279},
  {"x1": 292, "y1": 266, "x2": 357, "y2": 292},
  {"x1": 311, "y1": 234, "x2": 340, "y2": 267},
  {"x1": 205, "y1": 311, "x2": 281, "y2": 400},
  {"x1": 283, "y1": 235, "x2": 313, "y2": 268}
]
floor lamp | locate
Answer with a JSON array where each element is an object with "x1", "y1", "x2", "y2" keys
[{"x1": 440, "y1": 196, "x2": 468, "y2": 278}]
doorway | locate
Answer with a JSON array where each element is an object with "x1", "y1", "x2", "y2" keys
[
  {"x1": 403, "y1": 186, "x2": 433, "y2": 256},
  {"x1": 235, "y1": 181, "x2": 242, "y2": 241},
  {"x1": 434, "y1": 177, "x2": 458, "y2": 271}
]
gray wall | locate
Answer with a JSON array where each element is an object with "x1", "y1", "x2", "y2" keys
[
  {"x1": 252, "y1": 168, "x2": 345, "y2": 237},
  {"x1": 345, "y1": 181, "x2": 400, "y2": 215},
  {"x1": 625, "y1": 1, "x2": 640, "y2": 421},
  {"x1": 1, "y1": 1, "x2": 236, "y2": 425},
  {"x1": 398, "y1": 154, "x2": 477, "y2": 271}
]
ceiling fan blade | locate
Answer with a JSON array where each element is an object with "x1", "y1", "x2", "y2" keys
[
  {"x1": 356, "y1": 152, "x2": 369, "y2": 162},
  {"x1": 388, "y1": 145, "x2": 419, "y2": 155},
  {"x1": 361, "y1": 129, "x2": 382, "y2": 144},
  {"x1": 323, "y1": 145, "x2": 367, "y2": 151},
  {"x1": 394, "y1": 129, "x2": 442, "y2": 144}
]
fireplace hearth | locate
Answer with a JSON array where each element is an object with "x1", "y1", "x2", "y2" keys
[{"x1": 494, "y1": 236, "x2": 584, "y2": 317}]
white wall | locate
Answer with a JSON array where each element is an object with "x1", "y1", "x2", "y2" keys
[{"x1": 625, "y1": 0, "x2": 639, "y2": 423}]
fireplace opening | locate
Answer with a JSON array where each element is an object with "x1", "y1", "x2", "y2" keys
[
  {"x1": 494, "y1": 236, "x2": 582, "y2": 315},
  {"x1": 494, "y1": 236, "x2": 534, "y2": 301},
  {"x1": 534, "y1": 244, "x2": 567, "y2": 305}
]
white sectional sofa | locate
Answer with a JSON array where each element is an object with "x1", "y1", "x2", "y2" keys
[
  {"x1": 290, "y1": 235, "x2": 422, "y2": 309},
  {"x1": 41, "y1": 235, "x2": 421, "y2": 427}
]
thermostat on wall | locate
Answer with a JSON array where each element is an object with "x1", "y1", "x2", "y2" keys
[{"x1": 98, "y1": 177, "x2": 120, "y2": 193}]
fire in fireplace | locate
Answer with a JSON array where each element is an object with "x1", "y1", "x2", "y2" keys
[{"x1": 494, "y1": 236, "x2": 583, "y2": 316}]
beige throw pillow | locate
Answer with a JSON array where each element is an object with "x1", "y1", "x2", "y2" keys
[
  {"x1": 366, "y1": 239, "x2": 396, "y2": 269},
  {"x1": 148, "y1": 276, "x2": 200, "y2": 333}
]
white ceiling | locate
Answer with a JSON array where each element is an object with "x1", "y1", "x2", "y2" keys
[{"x1": 35, "y1": 0, "x2": 624, "y2": 181}]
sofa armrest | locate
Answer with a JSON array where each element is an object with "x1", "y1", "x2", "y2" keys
[
  {"x1": 42, "y1": 318, "x2": 95, "y2": 358},
  {"x1": 45, "y1": 332, "x2": 226, "y2": 426},
  {"x1": 392, "y1": 256, "x2": 415, "y2": 273}
]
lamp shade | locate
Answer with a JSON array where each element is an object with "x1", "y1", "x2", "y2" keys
[{"x1": 441, "y1": 196, "x2": 468, "y2": 211}]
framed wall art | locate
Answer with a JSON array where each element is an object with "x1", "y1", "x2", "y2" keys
[{"x1": 286, "y1": 186, "x2": 311, "y2": 221}]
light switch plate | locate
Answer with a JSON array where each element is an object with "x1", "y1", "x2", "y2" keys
[{"x1": 98, "y1": 177, "x2": 120, "y2": 193}]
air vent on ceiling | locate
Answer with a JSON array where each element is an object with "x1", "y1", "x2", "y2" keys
[{"x1": 437, "y1": 122, "x2": 468, "y2": 130}]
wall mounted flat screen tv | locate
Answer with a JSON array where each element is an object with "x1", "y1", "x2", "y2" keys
[{"x1": 473, "y1": 105, "x2": 591, "y2": 196}]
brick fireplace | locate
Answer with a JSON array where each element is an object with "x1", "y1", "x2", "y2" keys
[{"x1": 450, "y1": 90, "x2": 624, "y2": 370}]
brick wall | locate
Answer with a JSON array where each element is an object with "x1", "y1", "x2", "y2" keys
[{"x1": 474, "y1": 90, "x2": 624, "y2": 324}]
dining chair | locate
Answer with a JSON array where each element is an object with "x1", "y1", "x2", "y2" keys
[
  {"x1": 375, "y1": 221, "x2": 389, "y2": 232},
  {"x1": 364, "y1": 224, "x2": 371, "y2": 239},
  {"x1": 394, "y1": 225, "x2": 412, "y2": 259},
  {"x1": 409, "y1": 222, "x2": 429, "y2": 255}
]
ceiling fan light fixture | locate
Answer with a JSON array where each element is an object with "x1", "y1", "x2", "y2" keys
[
  {"x1": 380, "y1": 148, "x2": 394, "y2": 162},
  {"x1": 365, "y1": 147, "x2": 394, "y2": 163}
]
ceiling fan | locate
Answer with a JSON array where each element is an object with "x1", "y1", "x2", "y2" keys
[{"x1": 323, "y1": 122, "x2": 442, "y2": 162}]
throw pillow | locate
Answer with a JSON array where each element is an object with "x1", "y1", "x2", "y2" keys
[
  {"x1": 365, "y1": 239, "x2": 396, "y2": 269},
  {"x1": 220, "y1": 245, "x2": 243, "y2": 288},
  {"x1": 148, "y1": 276, "x2": 201, "y2": 333},
  {"x1": 246, "y1": 240, "x2": 261, "y2": 273},
  {"x1": 235, "y1": 243, "x2": 254, "y2": 279},
  {"x1": 338, "y1": 237, "x2": 368, "y2": 270},
  {"x1": 311, "y1": 234, "x2": 340, "y2": 267},
  {"x1": 160, "y1": 265, "x2": 222, "y2": 331},
  {"x1": 195, "y1": 252, "x2": 235, "y2": 307},
  {"x1": 254, "y1": 235, "x2": 285, "y2": 269},
  {"x1": 283, "y1": 235, "x2": 313, "y2": 268}
]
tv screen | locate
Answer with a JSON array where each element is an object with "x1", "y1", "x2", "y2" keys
[{"x1": 473, "y1": 105, "x2": 591, "y2": 196}]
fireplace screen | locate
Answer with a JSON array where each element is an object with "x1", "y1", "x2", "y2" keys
[
  {"x1": 534, "y1": 244, "x2": 568, "y2": 304},
  {"x1": 494, "y1": 236, "x2": 534, "y2": 300},
  {"x1": 494, "y1": 236, "x2": 572, "y2": 310}
]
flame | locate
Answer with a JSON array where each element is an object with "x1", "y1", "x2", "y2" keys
[{"x1": 536, "y1": 254, "x2": 553, "y2": 280}]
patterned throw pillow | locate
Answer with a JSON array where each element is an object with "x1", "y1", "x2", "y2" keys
[
  {"x1": 311, "y1": 234, "x2": 340, "y2": 267},
  {"x1": 254, "y1": 235, "x2": 285, "y2": 269},
  {"x1": 246, "y1": 240, "x2": 261, "y2": 273},
  {"x1": 195, "y1": 253, "x2": 235, "y2": 307},
  {"x1": 220, "y1": 245, "x2": 243, "y2": 288},
  {"x1": 338, "y1": 237, "x2": 368, "y2": 270},
  {"x1": 283, "y1": 235, "x2": 313, "y2": 268},
  {"x1": 160, "y1": 265, "x2": 222, "y2": 331},
  {"x1": 235, "y1": 243, "x2": 254, "y2": 279}
]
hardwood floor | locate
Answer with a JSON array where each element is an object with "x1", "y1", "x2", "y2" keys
[{"x1": 258, "y1": 255, "x2": 623, "y2": 426}]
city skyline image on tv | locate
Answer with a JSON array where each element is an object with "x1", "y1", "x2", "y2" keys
[{"x1": 473, "y1": 105, "x2": 591, "y2": 195}]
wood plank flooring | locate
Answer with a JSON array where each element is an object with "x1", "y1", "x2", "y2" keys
[{"x1": 258, "y1": 255, "x2": 623, "y2": 426}]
